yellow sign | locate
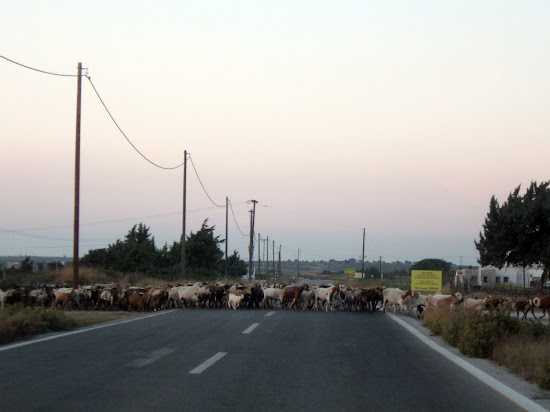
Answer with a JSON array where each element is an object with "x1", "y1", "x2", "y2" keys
[
  {"x1": 345, "y1": 268, "x2": 356, "y2": 278},
  {"x1": 411, "y1": 270, "x2": 442, "y2": 292}
]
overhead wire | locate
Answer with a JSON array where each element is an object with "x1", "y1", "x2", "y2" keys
[
  {"x1": 85, "y1": 75, "x2": 184, "y2": 170},
  {"x1": 1, "y1": 55, "x2": 183, "y2": 169},
  {"x1": 229, "y1": 200, "x2": 248, "y2": 237},
  {"x1": 188, "y1": 155, "x2": 224, "y2": 208},
  {"x1": 0, "y1": 206, "x2": 223, "y2": 233},
  {"x1": 0, "y1": 227, "x2": 117, "y2": 242},
  {"x1": 0, "y1": 54, "x2": 78, "y2": 77},
  {"x1": 1, "y1": 55, "x2": 474, "y2": 264}
]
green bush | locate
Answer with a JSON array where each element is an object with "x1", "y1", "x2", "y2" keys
[
  {"x1": 0, "y1": 304, "x2": 77, "y2": 344},
  {"x1": 427, "y1": 318, "x2": 442, "y2": 335},
  {"x1": 458, "y1": 311, "x2": 520, "y2": 358},
  {"x1": 539, "y1": 364, "x2": 550, "y2": 390},
  {"x1": 518, "y1": 320, "x2": 550, "y2": 340},
  {"x1": 424, "y1": 306, "x2": 523, "y2": 359},
  {"x1": 442, "y1": 311, "x2": 467, "y2": 347}
]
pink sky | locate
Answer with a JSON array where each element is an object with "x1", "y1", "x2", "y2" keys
[{"x1": 1, "y1": 1, "x2": 549, "y2": 266}]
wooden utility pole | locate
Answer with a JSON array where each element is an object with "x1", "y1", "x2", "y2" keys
[
  {"x1": 297, "y1": 249, "x2": 301, "y2": 276},
  {"x1": 257, "y1": 233, "x2": 261, "y2": 280},
  {"x1": 361, "y1": 228, "x2": 365, "y2": 279},
  {"x1": 248, "y1": 200, "x2": 257, "y2": 281},
  {"x1": 225, "y1": 196, "x2": 228, "y2": 277},
  {"x1": 181, "y1": 150, "x2": 188, "y2": 278},
  {"x1": 272, "y1": 240, "x2": 275, "y2": 276},
  {"x1": 278, "y1": 245, "x2": 281, "y2": 277},
  {"x1": 72, "y1": 62, "x2": 82, "y2": 290},
  {"x1": 380, "y1": 256, "x2": 383, "y2": 281}
]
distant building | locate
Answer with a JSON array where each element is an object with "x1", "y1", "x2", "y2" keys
[
  {"x1": 454, "y1": 266, "x2": 544, "y2": 288},
  {"x1": 6, "y1": 262, "x2": 20, "y2": 270}
]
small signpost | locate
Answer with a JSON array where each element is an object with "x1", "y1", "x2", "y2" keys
[
  {"x1": 411, "y1": 270, "x2": 442, "y2": 292},
  {"x1": 345, "y1": 268, "x2": 356, "y2": 278}
]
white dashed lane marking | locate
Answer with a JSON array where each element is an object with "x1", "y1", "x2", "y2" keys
[
  {"x1": 127, "y1": 347, "x2": 175, "y2": 368},
  {"x1": 189, "y1": 352, "x2": 227, "y2": 375},
  {"x1": 265, "y1": 311, "x2": 275, "y2": 317},
  {"x1": 242, "y1": 323, "x2": 260, "y2": 334}
]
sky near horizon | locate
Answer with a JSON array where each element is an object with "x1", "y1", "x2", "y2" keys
[{"x1": 1, "y1": 1, "x2": 549, "y2": 266}]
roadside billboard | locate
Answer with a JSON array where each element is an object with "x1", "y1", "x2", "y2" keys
[
  {"x1": 411, "y1": 270, "x2": 442, "y2": 292},
  {"x1": 345, "y1": 268, "x2": 356, "y2": 278}
]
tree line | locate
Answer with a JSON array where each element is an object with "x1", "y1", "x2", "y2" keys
[
  {"x1": 476, "y1": 181, "x2": 550, "y2": 289},
  {"x1": 81, "y1": 220, "x2": 248, "y2": 280}
]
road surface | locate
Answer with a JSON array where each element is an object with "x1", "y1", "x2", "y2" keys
[{"x1": 0, "y1": 309, "x2": 540, "y2": 411}]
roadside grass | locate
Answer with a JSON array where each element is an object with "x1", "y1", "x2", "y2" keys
[
  {"x1": 0, "y1": 304, "x2": 78, "y2": 345},
  {"x1": 0, "y1": 304, "x2": 141, "y2": 345},
  {"x1": 493, "y1": 335, "x2": 550, "y2": 386},
  {"x1": 424, "y1": 305, "x2": 550, "y2": 389}
]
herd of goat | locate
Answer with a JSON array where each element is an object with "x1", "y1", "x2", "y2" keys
[{"x1": 1, "y1": 281, "x2": 549, "y2": 320}]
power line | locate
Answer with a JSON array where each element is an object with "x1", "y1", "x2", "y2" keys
[
  {"x1": 188, "y1": 155, "x2": 224, "y2": 208},
  {"x1": 0, "y1": 54, "x2": 78, "y2": 77},
  {"x1": 1, "y1": 55, "x2": 185, "y2": 169},
  {"x1": 0, "y1": 227, "x2": 117, "y2": 242},
  {"x1": 229, "y1": 200, "x2": 248, "y2": 237},
  {"x1": 85, "y1": 75, "x2": 184, "y2": 170},
  {"x1": 0, "y1": 206, "x2": 224, "y2": 233},
  {"x1": 0, "y1": 243, "x2": 109, "y2": 251}
]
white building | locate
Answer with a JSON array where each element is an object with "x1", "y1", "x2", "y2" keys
[{"x1": 454, "y1": 266, "x2": 545, "y2": 288}]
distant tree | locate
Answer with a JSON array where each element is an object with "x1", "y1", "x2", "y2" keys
[
  {"x1": 81, "y1": 248, "x2": 110, "y2": 268},
  {"x1": 186, "y1": 219, "x2": 224, "y2": 278},
  {"x1": 46, "y1": 261, "x2": 64, "y2": 271},
  {"x1": 475, "y1": 182, "x2": 550, "y2": 290},
  {"x1": 522, "y1": 182, "x2": 550, "y2": 288},
  {"x1": 475, "y1": 195, "x2": 511, "y2": 268},
  {"x1": 81, "y1": 223, "x2": 157, "y2": 273},
  {"x1": 225, "y1": 250, "x2": 247, "y2": 278},
  {"x1": 365, "y1": 266, "x2": 380, "y2": 278},
  {"x1": 410, "y1": 258, "x2": 453, "y2": 280},
  {"x1": 119, "y1": 223, "x2": 157, "y2": 273},
  {"x1": 81, "y1": 220, "x2": 231, "y2": 279},
  {"x1": 19, "y1": 256, "x2": 34, "y2": 273}
]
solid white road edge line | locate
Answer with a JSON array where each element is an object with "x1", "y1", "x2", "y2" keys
[
  {"x1": 242, "y1": 323, "x2": 260, "y2": 334},
  {"x1": 388, "y1": 314, "x2": 548, "y2": 412},
  {"x1": 0, "y1": 310, "x2": 176, "y2": 353},
  {"x1": 189, "y1": 352, "x2": 227, "y2": 375},
  {"x1": 127, "y1": 347, "x2": 175, "y2": 368},
  {"x1": 265, "y1": 311, "x2": 275, "y2": 317}
]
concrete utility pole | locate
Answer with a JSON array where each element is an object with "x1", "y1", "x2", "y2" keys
[
  {"x1": 297, "y1": 249, "x2": 301, "y2": 276},
  {"x1": 266, "y1": 236, "x2": 269, "y2": 277},
  {"x1": 380, "y1": 256, "x2": 383, "y2": 281},
  {"x1": 73, "y1": 62, "x2": 82, "y2": 290},
  {"x1": 181, "y1": 150, "x2": 188, "y2": 278},
  {"x1": 225, "y1": 196, "x2": 228, "y2": 277},
  {"x1": 248, "y1": 200, "x2": 258, "y2": 281},
  {"x1": 361, "y1": 228, "x2": 365, "y2": 279}
]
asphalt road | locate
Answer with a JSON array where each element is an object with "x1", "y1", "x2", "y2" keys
[{"x1": 0, "y1": 309, "x2": 534, "y2": 411}]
